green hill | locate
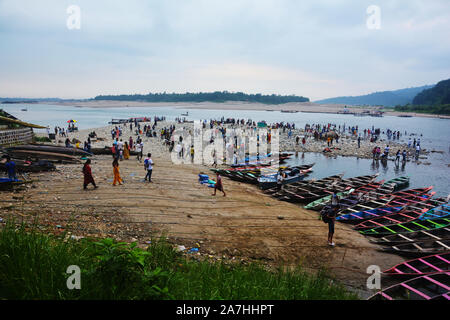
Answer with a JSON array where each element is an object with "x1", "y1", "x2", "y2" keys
[
  {"x1": 412, "y1": 78, "x2": 450, "y2": 105},
  {"x1": 314, "y1": 85, "x2": 435, "y2": 107}
]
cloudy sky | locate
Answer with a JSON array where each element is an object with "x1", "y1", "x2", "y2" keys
[{"x1": 0, "y1": 0, "x2": 449, "y2": 100}]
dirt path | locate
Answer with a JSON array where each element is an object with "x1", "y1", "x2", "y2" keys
[{"x1": 0, "y1": 151, "x2": 404, "y2": 298}]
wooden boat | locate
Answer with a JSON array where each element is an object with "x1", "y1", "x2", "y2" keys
[
  {"x1": 7, "y1": 144, "x2": 92, "y2": 157},
  {"x1": 257, "y1": 168, "x2": 312, "y2": 190},
  {"x1": 360, "y1": 218, "x2": 450, "y2": 237},
  {"x1": 381, "y1": 187, "x2": 434, "y2": 201},
  {"x1": 383, "y1": 253, "x2": 450, "y2": 277},
  {"x1": 0, "y1": 159, "x2": 55, "y2": 173},
  {"x1": 354, "y1": 207, "x2": 430, "y2": 231},
  {"x1": 274, "y1": 174, "x2": 379, "y2": 203},
  {"x1": 367, "y1": 272, "x2": 450, "y2": 300},
  {"x1": 320, "y1": 180, "x2": 392, "y2": 214},
  {"x1": 5, "y1": 150, "x2": 81, "y2": 164},
  {"x1": 337, "y1": 188, "x2": 434, "y2": 217},
  {"x1": 337, "y1": 206, "x2": 404, "y2": 224},
  {"x1": 109, "y1": 118, "x2": 129, "y2": 124},
  {"x1": 380, "y1": 239, "x2": 450, "y2": 257},
  {"x1": 419, "y1": 204, "x2": 450, "y2": 220},
  {"x1": 269, "y1": 174, "x2": 345, "y2": 200},
  {"x1": 383, "y1": 176, "x2": 410, "y2": 191},
  {"x1": 304, "y1": 189, "x2": 354, "y2": 211},
  {"x1": 369, "y1": 226, "x2": 450, "y2": 245}
]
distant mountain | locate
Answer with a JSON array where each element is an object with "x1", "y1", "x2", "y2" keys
[
  {"x1": 315, "y1": 85, "x2": 435, "y2": 107},
  {"x1": 412, "y1": 79, "x2": 450, "y2": 105}
]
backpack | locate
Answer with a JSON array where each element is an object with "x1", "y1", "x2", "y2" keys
[
  {"x1": 320, "y1": 209, "x2": 331, "y2": 224},
  {"x1": 144, "y1": 159, "x2": 149, "y2": 169}
]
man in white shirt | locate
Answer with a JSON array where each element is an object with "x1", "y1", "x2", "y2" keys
[
  {"x1": 136, "y1": 141, "x2": 143, "y2": 162},
  {"x1": 144, "y1": 153, "x2": 154, "y2": 182}
]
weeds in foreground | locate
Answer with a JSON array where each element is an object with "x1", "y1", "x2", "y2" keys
[{"x1": 0, "y1": 221, "x2": 358, "y2": 300}]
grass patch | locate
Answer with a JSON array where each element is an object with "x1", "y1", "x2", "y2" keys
[{"x1": 0, "y1": 222, "x2": 358, "y2": 300}]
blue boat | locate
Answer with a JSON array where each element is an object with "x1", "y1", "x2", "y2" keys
[
  {"x1": 419, "y1": 204, "x2": 450, "y2": 220},
  {"x1": 336, "y1": 206, "x2": 404, "y2": 224}
]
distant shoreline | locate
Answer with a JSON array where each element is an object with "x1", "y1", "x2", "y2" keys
[{"x1": 37, "y1": 100, "x2": 450, "y2": 119}]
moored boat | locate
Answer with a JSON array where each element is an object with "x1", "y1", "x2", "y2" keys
[
  {"x1": 359, "y1": 217, "x2": 450, "y2": 237},
  {"x1": 369, "y1": 226, "x2": 450, "y2": 245},
  {"x1": 367, "y1": 272, "x2": 450, "y2": 300},
  {"x1": 379, "y1": 239, "x2": 450, "y2": 257},
  {"x1": 419, "y1": 204, "x2": 450, "y2": 220},
  {"x1": 383, "y1": 253, "x2": 450, "y2": 277}
]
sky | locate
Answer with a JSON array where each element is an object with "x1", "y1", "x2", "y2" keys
[{"x1": 0, "y1": 0, "x2": 449, "y2": 101}]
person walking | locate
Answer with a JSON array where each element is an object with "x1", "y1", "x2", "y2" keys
[
  {"x1": 136, "y1": 141, "x2": 143, "y2": 162},
  {"x1": 212, "y1": 171, "x2": 226, "y2": 197},
  {"x1": 112, "y1": 157, "x2": 123, "y2": 186},
  {"x1": 82, "y1": 159, "x2": 98, "y2": 190},
  {"x1": 123, "y1": 141, "x2": 130, "y2": 160},
  {"x1": 358, "y1": 136, "x2": 361, "y2": 148},
  {"x1": 144, "y1": 153, "x2": 154, "y2": 182}
]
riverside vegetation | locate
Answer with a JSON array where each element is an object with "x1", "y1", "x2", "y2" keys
[{"x1": 0, "y1": 221, "x2": 358, "y2": 300}]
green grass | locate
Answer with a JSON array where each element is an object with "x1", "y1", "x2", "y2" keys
[{"x1": 0, "y1": 222, "x2": 358, "y2": 300}]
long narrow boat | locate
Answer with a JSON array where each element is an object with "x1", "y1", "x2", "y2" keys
[
  {"x1": 369, "y1": 226, "x2": 450, "y2": 245},
  {"x1": 304, "y1": 189, "x2": 354, "y2": 211},
  {"x1": 338, "y1": 196, "x2": 448, "y2": 224},
  {"x1": 337, "y1": 206, "x2": 404, "y2": 224},
  {"x1": 379, "y1": 239, "x2": 450, "y2": 257},
  {"x1": 381, "y1": 187, "x2": 434, "y2": 201},
  {"x1": 266, "y1": 173, "x2": 344, "y2": 196},
  {"x1": 383, "y1": 253, "x2": 450, "y2": 277},
  {"x1": 419, "y1": 204, "x2": 450, "y2": 220},
  {"x1": 383, "y1": 176, "x2": 410, "y2": 191},
  {"x1": 367, "y1": 272, "x2": 450, "y2": 300},
  {"x1": 337, "y1": 188, "x2": 434, "y2": 217},
  {"x1": 319, "y1": 180, "x2": 392, "y2": 214},
  {"x1": 355, "y1": 200, "x2": 450, "y2": 231},
  {"x1": 275, "y1": 174, "x2": 379, "y2": 203},
  {"x1": 257, "y1": 168, "x2": 312, "y2": 190},
  {"x1": 7, "y1": 144, "x2": 93, "y2": 157},
  {"x1": 354, "y1": 208, "x2": 428, "y2": 230},
  {"x1": 5, "y1": 150, "x2": 81, "y2": 164},
  {"x1": 360, "y1": 218, "x2": 450, "y2": 237}
]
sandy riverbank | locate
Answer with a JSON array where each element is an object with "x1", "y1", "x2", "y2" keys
[
  {"x1": 0, "y1": 121, "x2": 406, "y2": 297},
  {"x1": 46, "y1": 100, "x2": 450, "y2": 119}
]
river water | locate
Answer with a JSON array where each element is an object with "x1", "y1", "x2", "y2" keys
[{"x1": 3, "y1": 103, "x2": 450, "y2": 196}]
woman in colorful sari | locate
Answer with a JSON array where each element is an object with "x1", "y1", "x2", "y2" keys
[
  {"x1": 83, "y1": 159, "x2": 97, "y2": 190},
  {"x1": 112, "y1": 157, "x2": 123, "y2": 186},
  {"x1": 123, "y1": 142, "x2": 130, "y2": 160}
]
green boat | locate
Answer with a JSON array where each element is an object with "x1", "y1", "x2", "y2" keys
[
  {"x1": 383, "y1": 176, "x2": 410, "y2": 191},
  {"x1": 304, "y1": 189, "x2": 354, "y2": 211},
  {"x1": 359, "y1": 217, "x2": 450, "y2": 237}
]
